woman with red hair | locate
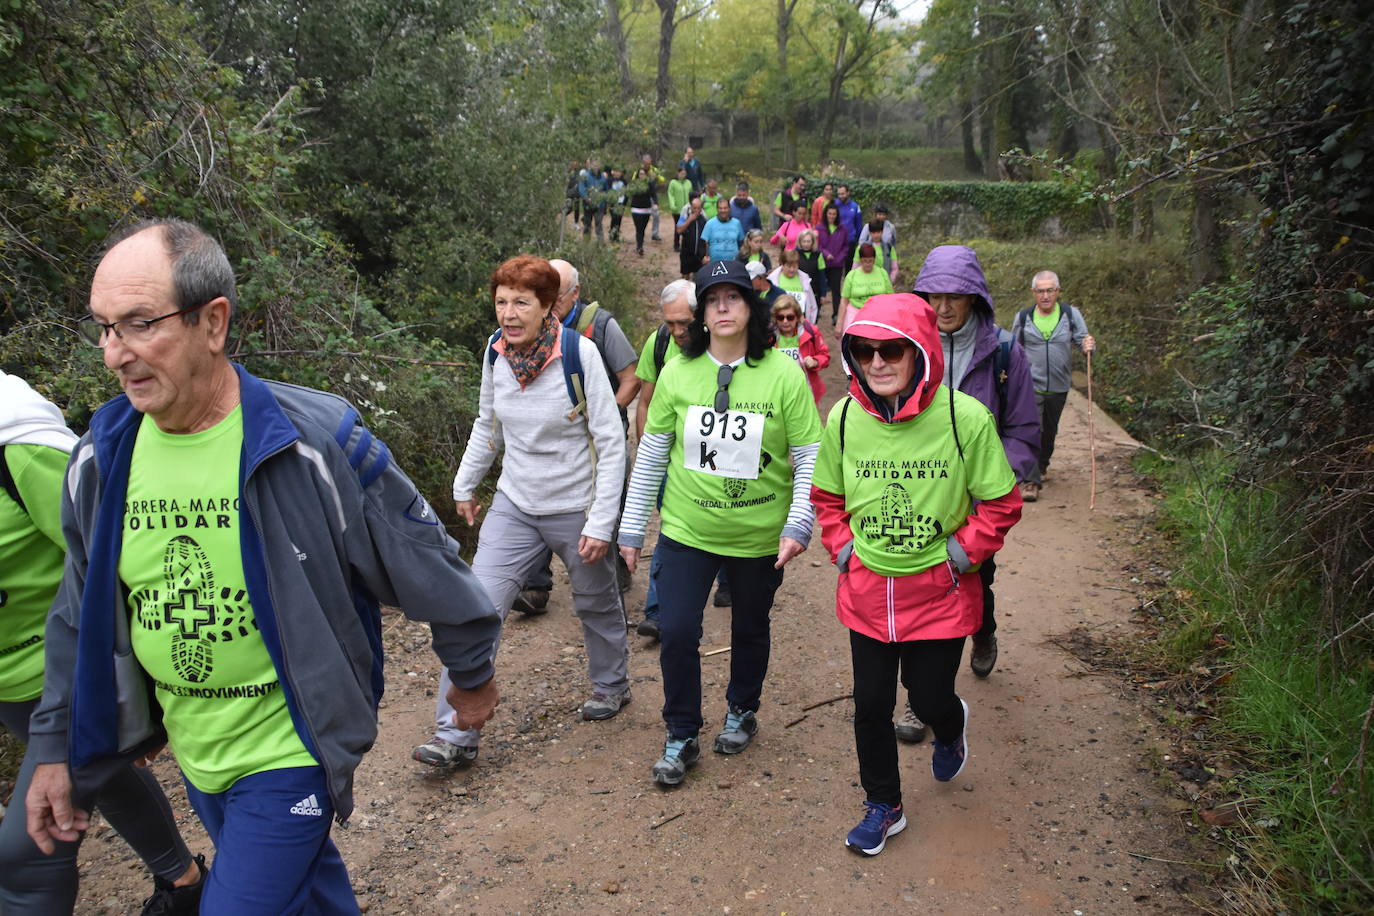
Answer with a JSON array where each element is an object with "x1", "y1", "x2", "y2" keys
[{"x1": 413, "y1": 255, "x2": 631, "y2": 770}]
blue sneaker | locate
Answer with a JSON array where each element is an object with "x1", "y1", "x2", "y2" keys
[
  {"x1": 845, "y1": 801, "x2": 907, "y2": 856},
  {"x1": 712, "y1": 703, "x2": 758, "y2": 754},
  {"x1": 931, "y1": 697, "x2": 969, "y2": 782},
  {"x1": 652, "y1": 735, "x2": 700, "y2": 786}
]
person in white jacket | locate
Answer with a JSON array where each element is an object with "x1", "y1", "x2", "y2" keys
[
  {"x1": 413, "y1": 255, "x2": 630, "y2": 770},
  {"x1": 767, "y1": 249, "x2": 819, "y2": 324}
]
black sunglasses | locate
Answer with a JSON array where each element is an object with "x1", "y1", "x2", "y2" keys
[
  {"x1": 774, "y1": 313, "x2": 798, "y2": 322},
  {"x1": 850, "y1": 340, "x2": 911, "y2": 363},
  {"x1": 714, "y1": 364, "x2": 734, "y2": 413}
]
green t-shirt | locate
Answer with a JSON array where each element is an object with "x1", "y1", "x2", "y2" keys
[
  {"x1": 635, "y1": 329, "x2": 683, "y2": 385},
  {"x1": 702, "y1": 193, "x2": 722, "y2": 220},
  {"x1": 841, "y1": 267, "x2": 894, "y2": 309},
  {"x1": 121, "y1": 408, "x2": 315, "y2": 792},
  {"x1": 645, "y1": 349, "x2": 821, "y2": 557},
  {"x1": 667, "y1": 178, "x2": 693, "y2": 214},
  {"x1": 775, "y1": 271, "x2": 805, "y2": 298},
  {"x1": 1033, "y1": 304, "x2": 1060, "y2": 339},
  {"x1": 812, "y1": 390, "x2": 1015, "y2": 577},
  {"x1": 0, "y1": 444, "x2": 68, "y2": 702},
  {"x1": 774, "y1": 334, "x2": 802, "y2": 366}
]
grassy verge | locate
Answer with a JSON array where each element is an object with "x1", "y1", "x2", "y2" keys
[{"x1": 1142, "y1": 452, "x2": 1374, "y2": 913}]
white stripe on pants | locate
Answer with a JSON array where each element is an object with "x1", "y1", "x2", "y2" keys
[{"x1": 433, "y1": 491, "x2": 629, "y2": 746}]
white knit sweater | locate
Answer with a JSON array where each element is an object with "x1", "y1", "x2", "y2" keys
[{"x1": 452, "y1": 335, "x2": 626, "y2": 541}]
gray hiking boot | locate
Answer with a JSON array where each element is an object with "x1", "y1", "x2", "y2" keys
[
  {"x1": 652, "y1": 735, "x2": 701, "y2": 786},
  {"x1": 512, "y1": 587, "x2": 550, "y2": 615},
  {"x1": 413, "y1": 737, "x2": 478, "y2": 769},
  {"x1": 712, "y1": 704, "x2": 758, "y2": 754},
  {"x1": 970, "y1": 635, "x2": 998, "y2": 679},
  {"x1": 581, "y1": 688, "x2": 632, "y2": 721},
  {"x1": 894, "y1": 704, "x2": 927, "y2": 744}
]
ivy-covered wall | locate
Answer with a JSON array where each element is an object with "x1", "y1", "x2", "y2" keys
[{"x1": 845, "y1": 179, "x2": 1095, "y2": 238}]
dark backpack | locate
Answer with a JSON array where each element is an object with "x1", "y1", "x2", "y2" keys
[
  {"x1": 0, "y1": 445, "x2": 25, "y2": 515},
  {"x1": 837, "y1": 385, "x2": 967, "y2": 465},
  {"x1": 486, "y1": 325, "x2": 588, "y2": 418},
  {"x1": 653, "y1": 324, "x2": 673, "y2": 375},
  {"x1": 1012, "y1": 303, "x2": 1077, "y2": 345}
]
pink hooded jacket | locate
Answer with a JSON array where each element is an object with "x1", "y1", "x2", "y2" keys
[{"x1": 811, "y1": 294, "x2": 1022, "y2": 642}]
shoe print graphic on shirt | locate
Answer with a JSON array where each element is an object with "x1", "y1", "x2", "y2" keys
[
  {"x1": 723, "y1": 477, "x2": 748, "y2": 499},
  {"x1": 856, "y1": 482, "x2": 943, "y2": 554},
  {"x1": 130, "y1": 535, "x2": 256, "y2": 684}
]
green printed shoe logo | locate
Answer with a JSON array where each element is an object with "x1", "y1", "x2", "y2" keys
[
  {"x1": 129, "y1": 535, "x2": 257, "y2": 685},
  {"x1": 857, "y1": 483, "x2": 944, "y2": 553},
  {"x1": 723, "y1": 477, "x2": 747, "y2": 499}
]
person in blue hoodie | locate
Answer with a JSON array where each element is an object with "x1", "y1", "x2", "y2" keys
[{"x1": 25, "y1": 219, "x2": 502, "y2": 915}]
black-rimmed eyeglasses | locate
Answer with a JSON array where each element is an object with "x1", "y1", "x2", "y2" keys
[
  {"x1": 714, "y1": 364, "x2": 734, "y2": 413},
  {"x1": 77, "y1": 302, "x2": 211, "y2": 347}
]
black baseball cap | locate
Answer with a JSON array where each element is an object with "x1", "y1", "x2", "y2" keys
[{"x1": 695, "y1": 259, "x2": 753, "y2": 297}]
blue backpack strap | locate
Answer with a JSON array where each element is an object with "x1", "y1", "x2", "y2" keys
[
  {"x1": 994, "y1": 328, "x2": 1013, "y2": 432},
  {"x1": 486, "y1": 329, "x2": 502, "y2": 366},
  {"x1": 560, "y1": 325, "x2": 587, "y2": 417}
]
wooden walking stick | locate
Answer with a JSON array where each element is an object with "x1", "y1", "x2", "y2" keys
[{"x1": 1086, "y1": 348, "x2": 1097, "y2": 510}]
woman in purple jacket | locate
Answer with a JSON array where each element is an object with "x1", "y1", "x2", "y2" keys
[
  {"x1": 817, "y1": 202, "x2": 850, "y2": 324},
  {"x1": 891, "y1": 245, "x2": 1040, "y2": 738}
]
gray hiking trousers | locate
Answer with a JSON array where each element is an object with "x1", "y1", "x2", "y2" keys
[{"x1": 433, "y1": 492, "x2": 629, "y2": 746}]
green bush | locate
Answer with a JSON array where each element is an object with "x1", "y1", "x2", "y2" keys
[{"x1": 1145, "y1": 454, "x2": 1374, "y2": 913}]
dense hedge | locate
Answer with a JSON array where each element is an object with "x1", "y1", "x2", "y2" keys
[{"x1": 845, "y1": 179, "x2": 1094, "y2": 237}]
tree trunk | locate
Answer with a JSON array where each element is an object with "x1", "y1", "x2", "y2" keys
[
  {"x1": 1190, "y1": 181, "x2": 1223, "y2": 283},
  {"x1": 819, "y1": 31, "x2": 850, "y2": 161},
  {"x1": 655, "y1": 0, "x2": 678, "y2": 112},
  {"x1": 603, "y1": 0, "x2": 634, "y2": 99},
  {"x1": 960, "y1": 97, "x2": 982, "y2": 175},
  {"x1": 777, "y1": 0, "x2": 798, "y2": 171}
]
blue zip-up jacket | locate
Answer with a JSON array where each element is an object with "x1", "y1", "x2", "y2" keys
[{"x1": 28, "y1": 365, "x2": 500, "y2": 820}]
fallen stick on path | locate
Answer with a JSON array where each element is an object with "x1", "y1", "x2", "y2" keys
[
  {"x1": 801, "y1": 694, "x2": 853, "y2": 712},
  {"x1": 783, "y1": 715, "x2": 809, "y2": 729},
  {"x1": 650, "y1": 811, "x2": 685, "y2": 830},
  {"x1": 701, "y1": 646, "x2": 731, "y2": 657}
]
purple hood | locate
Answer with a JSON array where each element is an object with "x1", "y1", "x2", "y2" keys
[{"x1": 911, "y1": 245, "x2": 1041, "y2": 481}]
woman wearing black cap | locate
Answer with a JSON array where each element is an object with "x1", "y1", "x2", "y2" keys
[{"x1": 619, "y1": 259, "x2": 822, "y2": 786}]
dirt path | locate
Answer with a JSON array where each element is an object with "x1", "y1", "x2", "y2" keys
[{"x1": 71, "y1": 236, "x2": 1209, "y2": 913}]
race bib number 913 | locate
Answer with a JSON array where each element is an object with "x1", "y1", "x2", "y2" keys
[{"x1": 683, "y1": 405, "x2": 765, "y2": 479}]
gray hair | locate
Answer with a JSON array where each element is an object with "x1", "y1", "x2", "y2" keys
[
  {"x1": 104, "y1": 218, "x2": 237, "y2": 323},
  {"x1": 1031, "y1": 270, "x2": 1060, "y2": 290},
  {"x1": 660, "y1": 278, "x2": 696, "y2": 309}
]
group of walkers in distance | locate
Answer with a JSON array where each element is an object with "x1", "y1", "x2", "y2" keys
[{"x1": 0, "y1": 155, "x2": 1099, "y2": 911}]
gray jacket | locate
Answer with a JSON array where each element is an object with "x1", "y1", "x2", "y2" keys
[
  {"x1": 28, "y1": 366, "x2": 500, "y2": 820},
  {"x1": 1013, "y1": 304, "x2": 1090, "y2": 394}
]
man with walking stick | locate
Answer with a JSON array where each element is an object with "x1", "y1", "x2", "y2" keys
[{"x1": 1011, "y1": 271, "x2": 1096, "y2": 502}]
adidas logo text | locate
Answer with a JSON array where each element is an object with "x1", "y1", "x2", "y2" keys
[{"x1": 290, "y1": 793, "x2": 323, "y2": 817}]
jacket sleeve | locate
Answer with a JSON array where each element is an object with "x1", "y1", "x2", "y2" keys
[
  {"x1": 811, "y1": 485, "x2": 852, "y2": 564},
  {"x1": 1070, "y1": 305, "x2": 1091, "y2": 346},
  {"x1": 25, "y1": 443, "x2": 97, "y2": 763},
  {"x1": 342, "y1": 418, "x2": 501, "y2": 689},
  {"x1": 452, "y1": 354, "x2": 500, "y2": 502},
  {"x1": 578, "y1": 337, "x2": 627, "y2": 542},
  {"x1": 947, "y1": 486, "x2": 1022, "y2": 571},
  {"x1": 999, "y1": 342, "x2": 1042, "y2": 482},
  {"x1": 809, "y1": 326, "x2": 831, "y2": 371}
]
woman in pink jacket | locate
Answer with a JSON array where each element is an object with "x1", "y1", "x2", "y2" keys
[
  {"x1": 769, "y1": 208, "x2": 812, "y2": 252},
  {"x1": 769, "y1": 295, "x2": 830, "y2": 405},
  {"x1": 811, "y1": 294, "x2": 1022, "y2": 857}
]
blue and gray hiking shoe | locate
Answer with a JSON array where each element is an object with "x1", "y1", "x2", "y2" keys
[
  {"x1": 652, "y1": 735, "x2": 700, "y2": 786},
  {"x1": 712, "y1": 703, "x2": 758, "y2": 754},
  {"x1": 931, "y1": 697, "x2": 969, "y2": 782},
  {"x1": 845, "y1": 801, "x2": 907, "y2": 856}
]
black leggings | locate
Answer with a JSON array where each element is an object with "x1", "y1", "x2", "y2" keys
[
  {"x1": 0, "y1": 699, "x2": 193, "y2": 912},
  {"x1": 824, "y1": 266, "x2": 846, "y2": 318},
  {"x1": 632, "y1": 212, "x2": 651, "y2": 251},
  {"x1": 849, "y1": 630, "x2": 966, "y2": 808}
]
